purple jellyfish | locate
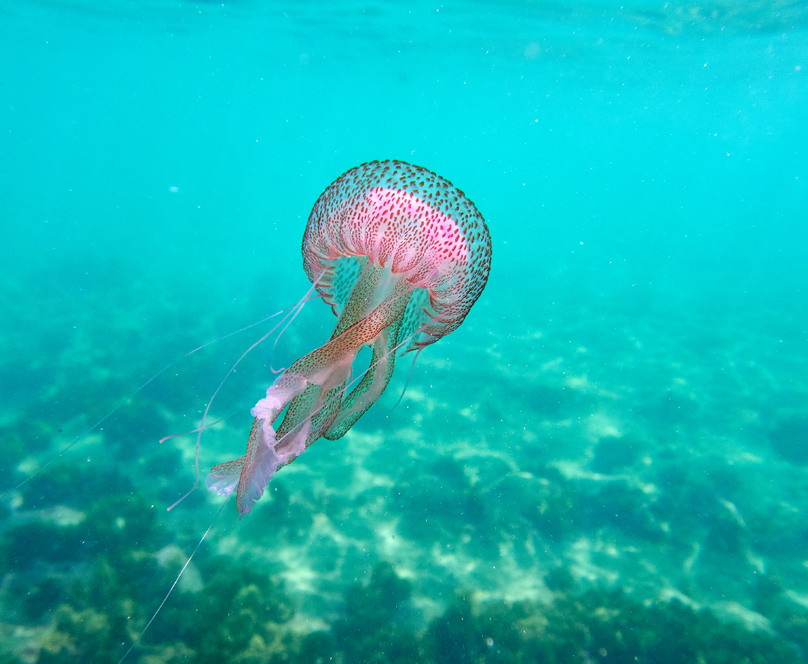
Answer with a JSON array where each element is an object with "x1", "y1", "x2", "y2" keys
[{"x1": 207, "y1": 160, "x2": 492, "y2": 517}]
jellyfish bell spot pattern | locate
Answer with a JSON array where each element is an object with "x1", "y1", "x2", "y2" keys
[{"x1": 206, "y1": 160, "x2": 492, "y2": 518}]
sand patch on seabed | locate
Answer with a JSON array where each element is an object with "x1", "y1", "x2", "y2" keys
[{"x1": 199, "y1": 297, "x2": 808, "y2": 631}]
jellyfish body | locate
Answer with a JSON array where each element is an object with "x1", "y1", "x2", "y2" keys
[{"x1": 207, "y1": 160, "x2": 492, "y2": 517}]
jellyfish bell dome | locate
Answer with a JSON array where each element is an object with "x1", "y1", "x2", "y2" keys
[{"x1": 303, "y1": 160, "x2": 492, "y2": 351}]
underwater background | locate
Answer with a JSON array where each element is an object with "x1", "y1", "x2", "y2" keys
[{"x1": 2, "y1": 0, "x2": 807, "y2": 662}]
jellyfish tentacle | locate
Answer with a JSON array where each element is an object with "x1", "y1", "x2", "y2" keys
[
  {"x1": 283, "y1": 277, "x2": 413, "y2": 389},
  {"x1": 304, "y1": 382, "x2": 347, "y2": 444},
  {"x1": 236, "y1": 414, "x2": 293, "y2": 517},
  {"x1": 387, "y1": 346, "x2": 425, "y2": 413},
  {"x1": 325, "y1": 309, "x2": 404, "y2": 441},
  {"x1": 274, "y1": 380, "x2": 342, "y2": 453},
  {"x1": 218, "y1": 282, "x2": 415, "y2": 517},
  {"x1": 330, "y1": 260, "x2": 387, "y2": 338},
  {"x1": 205, "y1": 455, "x2": 244, "y2": 496},
  {"x1": 277, "y1": 268, "x2": 414, "y2": 446}
]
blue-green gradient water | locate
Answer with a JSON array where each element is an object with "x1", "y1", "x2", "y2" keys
[{"x1": 2, "y1": 1, "x2": 807, "y2": 662}]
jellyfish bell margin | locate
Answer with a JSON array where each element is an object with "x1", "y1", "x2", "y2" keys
[{"x1": 206, "y1": 160, "x2": 492, "y2": 518}]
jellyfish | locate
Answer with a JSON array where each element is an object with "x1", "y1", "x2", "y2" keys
[{"x1": 207, "y1": 160, "x2": 492, "y2": 517}]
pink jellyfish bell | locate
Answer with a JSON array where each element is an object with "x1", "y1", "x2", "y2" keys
[{"x1": 207, "y1": 160, "x2": 492, "y2": 517}]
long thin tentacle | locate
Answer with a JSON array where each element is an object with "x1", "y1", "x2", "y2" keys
[
  {"x1": 0, "y1": 305, "x2": 300, "y2": 499},
  {"x1": 167, "y1": 273, "x2": 328, "y2": 511},
  {"x1": 116, "y1": 495, "x2": 231, "y2": 664},
  {"x1": 387, "y1": 346, "x2": 424, "y2": 413}
]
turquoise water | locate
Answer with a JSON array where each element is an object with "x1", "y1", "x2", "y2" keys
[{"x1": 2, "y1": 0, "x2": 808, "y2": 662}]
